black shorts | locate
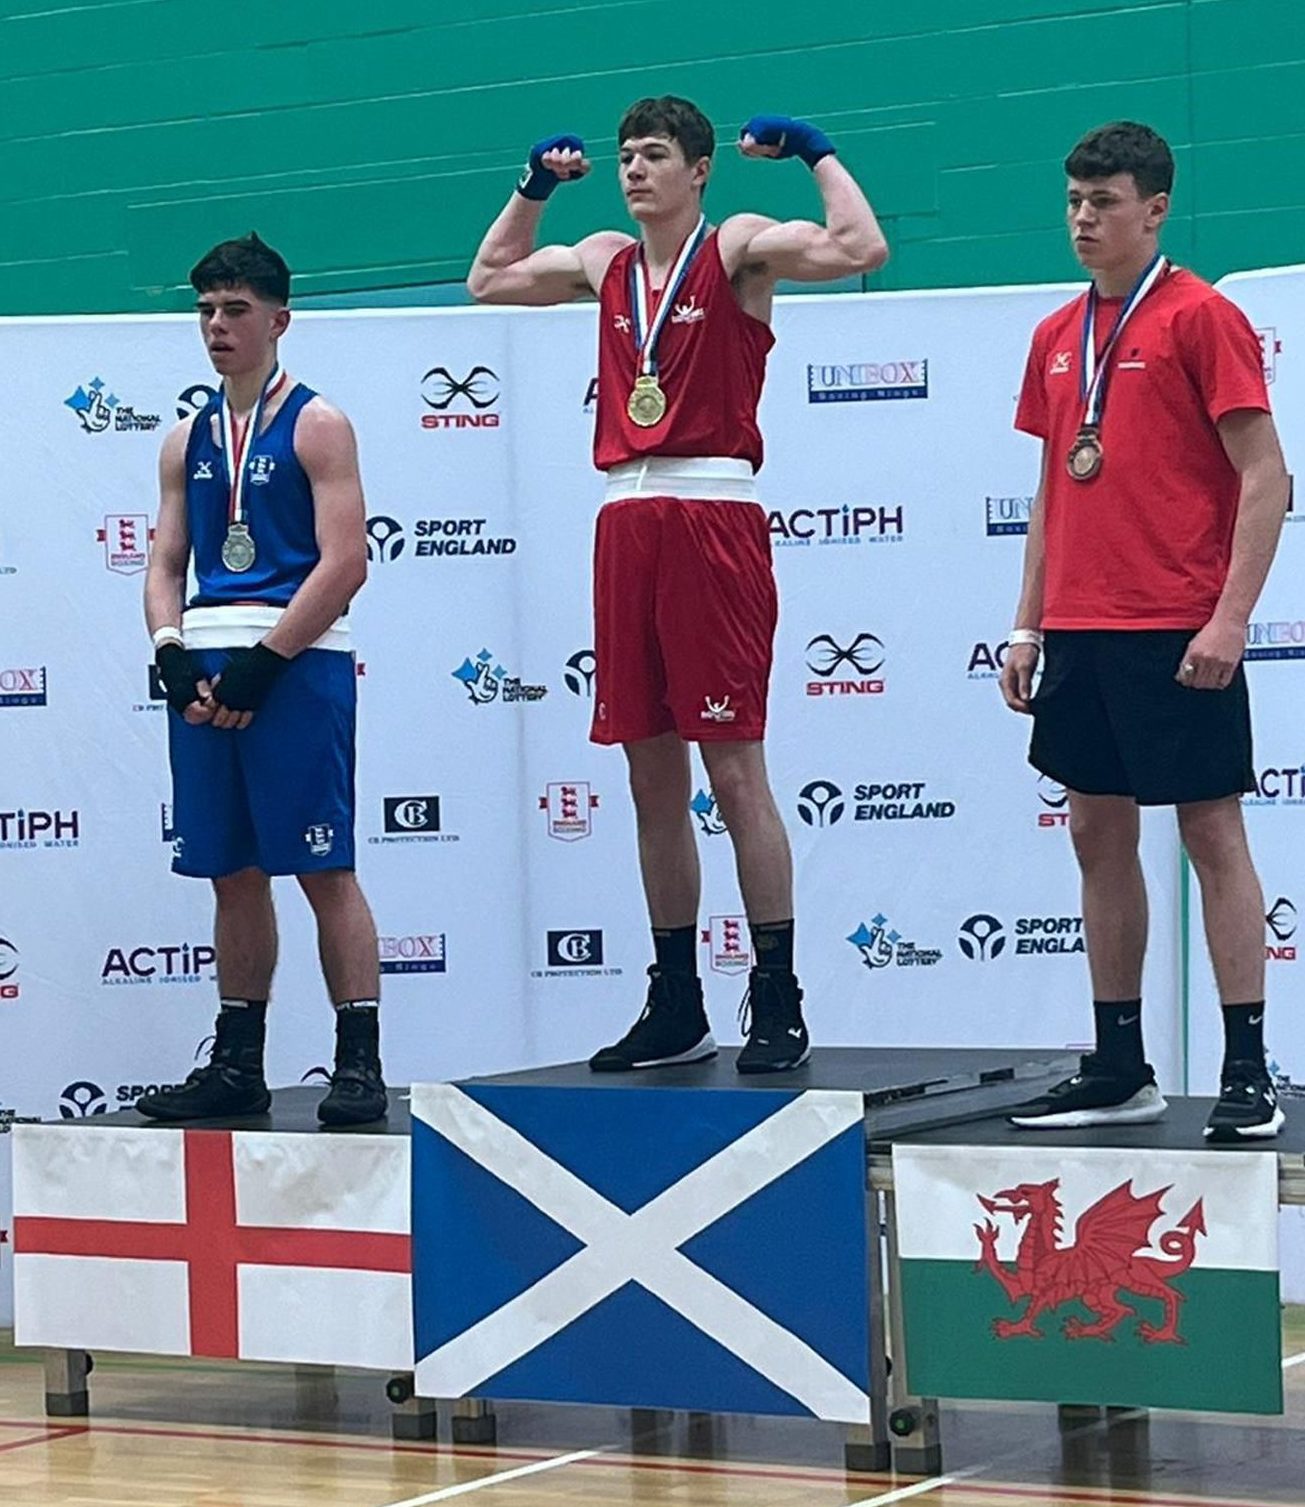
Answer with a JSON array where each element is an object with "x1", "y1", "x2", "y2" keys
[{"x1": 1029, "y1": 630, "x2": 1255, "y2": 807}]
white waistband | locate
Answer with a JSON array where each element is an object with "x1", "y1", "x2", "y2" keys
[
  {"x1": 182, "y1": 604, "x2": 352, "y2": 652},
  {"x1": 603, "y1": 456, "x2": 759, "y2": 504}
]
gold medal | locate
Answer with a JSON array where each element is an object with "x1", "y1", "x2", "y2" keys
[
  {"x1": 1067, "y1": 427, "x2": 1103, "y2": 483},
  {"x1": 221, "y1": 522, "x2": 257, "y2": 572},
  {"x1": 627, "y1": 375, "x2": 668, "y2": 428}
]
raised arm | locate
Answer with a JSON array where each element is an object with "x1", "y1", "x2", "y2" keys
[
  {"x1": 466, "y1": 134, "x2": 632, "y2": 305},
  {"x1": 718, "y1": 115, "x2": 889, "y2": 287}
]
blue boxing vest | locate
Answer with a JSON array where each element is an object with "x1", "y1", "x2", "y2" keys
[{"x1": 184, "y1": 383, "x2": 319, "y2": 607}]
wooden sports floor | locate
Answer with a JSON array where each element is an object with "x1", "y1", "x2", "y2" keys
[{"x1": 2, "y1": 1316, "x2": 1304, "y2": 1507}]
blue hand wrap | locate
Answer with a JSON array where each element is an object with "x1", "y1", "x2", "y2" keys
[
  {"x1": 740, "y1": 115, "x2": 835, "y2": 169},
  {"x1": 517, "y1": 134, "x2": 585, "y2": 200}
]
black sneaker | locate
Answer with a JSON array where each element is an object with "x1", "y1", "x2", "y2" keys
[
  {"x1": 1007, "y1": 1053, "x2": 1166, "y2": 1129},
  {"x1": 136, "y1": 1015, "x2": 271, "y2": 1121},
  {"x1": 318, "y1": 1010, "x2": 389, "y2": 1126},
  {"x1": 736, "y1": 969, "x2": 810, "y2": 1074},
  {"x1": 1204, "y1": 1059, "x2": 1285, "y2": 1142},
  {"x1": 589, "y1": 968, "x2": 716, "y2": 1072}
]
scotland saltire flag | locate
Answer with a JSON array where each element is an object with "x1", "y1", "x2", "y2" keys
[{"x1": 410, "y1": 1082, "x2": 871, "y2": 1420}]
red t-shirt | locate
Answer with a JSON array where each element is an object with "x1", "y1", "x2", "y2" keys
[
  {"x1": 1015, "y1": 267, "x2": 1270, "y2": 629},
  {"x1": 593, "y1": 230, "x2": 775, "y2": 472}
]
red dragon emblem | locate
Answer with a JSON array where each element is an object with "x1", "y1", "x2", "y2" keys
[{"x1": 974, "y1": 1177, "x2": 1206, "y2": 1344}]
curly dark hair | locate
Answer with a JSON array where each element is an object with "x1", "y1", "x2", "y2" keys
[{"x1": 1064, "y1": 122, "x2": 1174, "y2": 197}]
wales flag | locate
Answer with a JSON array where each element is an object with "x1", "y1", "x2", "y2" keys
[{"x1": 893, "y1": 1143, "x2": 1282, "y2": 1414}]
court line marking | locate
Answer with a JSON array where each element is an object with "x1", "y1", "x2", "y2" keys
[
  {"x1": 378, "y1": 1447, "x2": 602, "y2": 1506},
  {"x1": 1281, "y1": 1349, "x2": 1305, "y2": 1370},
  {"x1": 0, "y1": 1426, "x2": 86, "y2": 1455}
]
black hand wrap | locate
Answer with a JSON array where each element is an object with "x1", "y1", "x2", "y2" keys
[
  {"x1": 155, "y1": 642, "x2": 206, "y2": 715},
  {"x1": 212, "y1": 644, "x2": 289, "y2": 713}
]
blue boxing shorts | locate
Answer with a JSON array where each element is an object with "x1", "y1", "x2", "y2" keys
[{"x1": 167, "y1": 647, "x2": 356, "y2": 878}]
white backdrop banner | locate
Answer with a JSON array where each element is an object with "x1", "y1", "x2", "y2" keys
[{"x1": 1, "y1": 284, "x2": 1206, "y2": 1322}]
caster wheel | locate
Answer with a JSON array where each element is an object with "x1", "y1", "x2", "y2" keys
[{"x1": 385, "y1": 1374, "x2": 415, "y2": 1406}]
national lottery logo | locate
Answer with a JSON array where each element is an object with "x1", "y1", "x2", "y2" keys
[
  {"x1": 563, "y1": 649, "x2": 597, "y2": 697},
  {"x1": 690, "y1": 789, "x2": 727, "y2": 837},
  {"x1": 847, "y1": 914, "x2": 941, "y2": 971},
  {"x1": 65, "y1": 375, "x2": 161, "y2": 433},
  {"x1": 807, "y1": 359, "x2": 928, "y2": 403},
  {"x1": 451, "y1": 648, "x2": 547, "y2": 706}
]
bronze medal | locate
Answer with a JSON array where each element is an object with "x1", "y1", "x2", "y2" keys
[
  {"x1": 627, "y1": 375, "x2": 668, "y2": 428},
  {"x1": 1067, "y1": 428, "x2": 1103, "y2": 483}
]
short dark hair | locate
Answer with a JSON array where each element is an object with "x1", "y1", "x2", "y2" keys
[
  {"x1": 1064, "y1": 122, "x2": 1174, "y2": 197},
  {"x1": 617, "y1": 96, "x2": 715, "y2": 163},
  {"x1": 189, "y1": 232, "x2": 291, "y2": 304}
]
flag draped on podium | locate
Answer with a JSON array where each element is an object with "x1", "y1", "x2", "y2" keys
[
  {"x1": 893, "y1": 1142, "x2": 1282, "y2": 1414},
  {"x1": 410, "y1": 1082, "x2": 872, "y2": 1420},
  {"x1": 12, "y1": 1124, "x2": 412, "y2": 1368}
]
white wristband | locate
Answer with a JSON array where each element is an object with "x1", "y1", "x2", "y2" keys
[
  {"x1": 152, "y1": 625, "x2": 184, "y2": 650},
  {"x1": 1009, "y1": 628, "x2": 1044, "y2": 649}
]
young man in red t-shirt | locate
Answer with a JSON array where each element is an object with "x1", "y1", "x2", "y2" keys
[
  {"x1": 467, "y1": 96, "x2": 887, "y2": 1072},
  {"x1": 1000, "y1": 122, "x2": 1290, "y2": 1140}
]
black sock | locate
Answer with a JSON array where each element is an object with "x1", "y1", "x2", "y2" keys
[
  {"x1": 1221, "y1": 1001, "x2": 1265, "y2": 1069},
  {"x1": 751, "y1": 919, "x2": 795, "y2": 975},
  {"x1": 652, "y1": 925, "x2": 697, "y2": 975},
  {"x1": 1092, "y1": 998, "x2": 1144, "y2": 1069},
  {"x1": 216, "y1": 998, "x2": 267, "y2": 1056}
]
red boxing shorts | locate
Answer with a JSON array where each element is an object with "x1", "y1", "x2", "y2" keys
[{"x1": 589, "y1": 457, "x2": 778, "y2": 746}]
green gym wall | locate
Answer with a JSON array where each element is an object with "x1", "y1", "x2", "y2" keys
[{"x1": 1, "y1": 0, "x2": 1301, "y2": 315}]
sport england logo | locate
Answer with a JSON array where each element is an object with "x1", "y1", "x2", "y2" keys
[
  {"x1": 958, "y1": 913, "x2": 1085, "y2": 958},
  {"x1": 379, "y1": 932, "x2": 447, "y2": 974},
  {"x1": 366, "y1": 515, "x2": 406, "y2": 562},
  {"x1": 0, "y1": 667, "x2": 47, "y2": 708},
  {"x1": 1267, "y1": 896, "x2": 1297, "y2": 963},
  {"x1": 985, "y1": 496, "x2": 1034, "y2": 537},
  {"x1": 807, "y1": 359, "x2": 928, "y2": 403},
  {"x1": 420, "y1": 365, "x2": 502, "y2": 430},
  {"x1": 539, "y1": 783, "x2": 600, "y2": 841},
  {"x1": 65, "y1": 376, "x2": 161, "y2": 434},
  {"x1": 176, "y1": 382, "x2": 218, "y2": 420},
  {"x1": 563, "y1": 649, "x2": 597, "y2": 697},
  {"x1": 702, "y1": 915, "x2": 750, "y2": 975},
  {"x1": 958, "y1": 913, "x2": 1007, "y2": 961},
  {"x1": 96, "y1": 514, "x2": 155, "y2": 575},
  {"x1": 451, "y1": 648, "x2": 548, "y2": 706},
  {"x1": 797, "y1": 780, "x2": 845, "y2": 828},
  {"x1": 805, "y1": 633, "x2": 885, "y2": 697},
  {"x1": 770, "y1": 505, "x2": 904, "y2": 549},
  {"x1": 847, "y1": 915, "x2": 942, "y2": 971},
  {"x1": 59, "y1": 1081, "x2": 107, "y2": 1118},
  {"x1": 690, "y1": 789, "x2": 727, "y2": 837}
]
